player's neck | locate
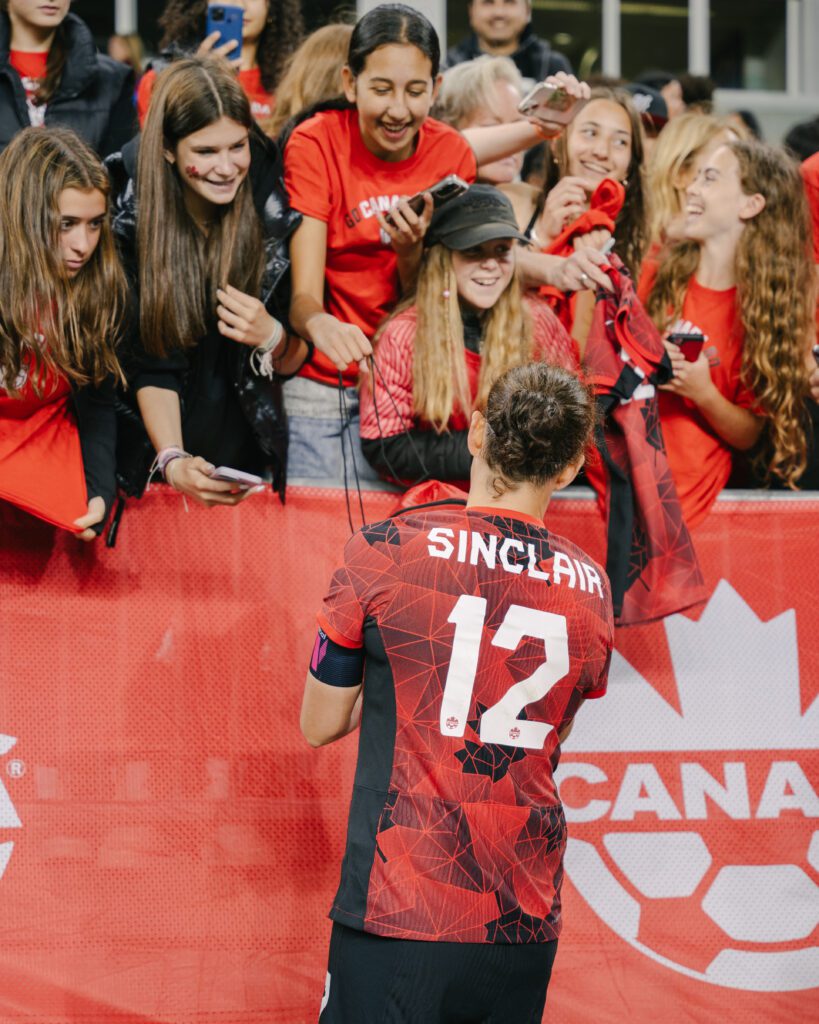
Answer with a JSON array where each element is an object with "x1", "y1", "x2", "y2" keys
[{"x1": 467, "y1": 464, "x2": 553, "y2": 522}]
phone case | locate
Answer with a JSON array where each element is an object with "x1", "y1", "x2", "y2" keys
[{"x1": 205, "y1": 4, "x2": 243, "y2": 52}]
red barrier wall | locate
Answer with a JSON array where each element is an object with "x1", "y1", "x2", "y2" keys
[{"x1": 0, "y1": 489, "x2": 817, "y2": 1023}]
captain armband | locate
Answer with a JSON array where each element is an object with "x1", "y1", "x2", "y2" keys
[{"x1": 310, "y1": 628, "x2": 364, "y2": 687}]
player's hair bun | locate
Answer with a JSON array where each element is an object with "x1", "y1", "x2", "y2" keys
[{"x1": 483, "y1": 363, "x2": 595, "y2": 486}]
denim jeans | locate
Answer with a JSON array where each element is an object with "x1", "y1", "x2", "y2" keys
[{"x1": 283, "y1": 376, "x2": 385, "y2": 487}]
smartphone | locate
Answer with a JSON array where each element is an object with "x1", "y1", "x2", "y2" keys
[
  {"x1": 384, "y1": 174, "x2": 470, "y2": 227},
  {"x1": 205, "y1": 4, "x2": 243, "y2": 54},
  {"x1": 210, "y1": 466, "x2": 263, "y2": 488},
  {"x1": 668, "y1": 332, "x2": 706, "y2": 363},
  {"x1": 518, "y1": 82, "x2": 588, "y2": 129}
]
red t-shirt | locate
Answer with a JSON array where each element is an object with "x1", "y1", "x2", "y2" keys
[
  {"x1": 9, "y1": 50, "x2": 48, "y2": 126},
  {"x1": 136, "y1": 66, "x2": 275, "y2": 128},
  {"x1": 284, "y1": 107, "x2": 477, "y2": 387},
  {"x1": 638, "y1": 261, "x2": 759, "y2": 528},
  {"x1": 318, "y1": 503, "x2": 612, "y2": 942},
  {"x1": 360, "y1": 295, "x2": 579, "y2": 439},
  {"x1": 0, "y1": 360, "x2": 87, "y2": 531}
]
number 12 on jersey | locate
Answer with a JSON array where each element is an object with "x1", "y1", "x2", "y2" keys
[{"x1": 440, "y1": 595, "x2": 570, "y2": 750}]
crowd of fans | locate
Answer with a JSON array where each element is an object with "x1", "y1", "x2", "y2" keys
[{"x1": 1, "y1": 0, "x2": 818, "y2": 551}]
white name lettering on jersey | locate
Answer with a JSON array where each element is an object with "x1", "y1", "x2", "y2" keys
[{"x1": 426, "y1": 527, "x2": 603, "y2": 598}]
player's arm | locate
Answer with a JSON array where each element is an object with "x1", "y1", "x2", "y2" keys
[
  {"x1": 300, "y1": 627, "x2": 365, "y2": 748},
  {"x1": 300, "y1": 674, "x2": 363, "y2": 747}
]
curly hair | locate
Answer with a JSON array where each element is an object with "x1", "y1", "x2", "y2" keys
[
  {"x1": 158, "y1": 0, "x2": 304, "y2": 93},
  {"x1": 543, "y1": 86, "x2": 649, "y2": 276},
  {"x1": 378, "y1": 243, "x2": 532, "y2": 433},
  {"x1": 646, "y1": 139, "x2": 813, "y2": 487},
  {"x1": 483, "y1": 363, "x2": 596, "y2": 489}
]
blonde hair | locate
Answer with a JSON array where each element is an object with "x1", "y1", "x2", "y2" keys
[
  {"x1": 379, "y1": 244, "x2": 532, "y2": 432},
  {"x1": 647, "y1": 112, "x2": 736, "y2": 245},
  {"x1": 263, "y1": 23, "x2": 353, "y2": 138},
  {"x1": 646, "y1": 140, "x2": 813, "y2": 487},
  {"x1": 433, "y1": 55, "x2": 523, "y2": 128},
  {"x1": 0, "y1": 126, "x2": 126, "y2": 395}
]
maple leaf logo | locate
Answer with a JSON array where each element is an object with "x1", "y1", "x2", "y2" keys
[{"x1": 566, "y1": 581, "x2": 819, "y2": 752}]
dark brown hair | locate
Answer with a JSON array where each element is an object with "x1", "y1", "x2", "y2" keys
[
  {"x1": 0, "y1": 126, "x2": 126, "y2": 395},
  {"x1": 158, "y1": 0, "x2": 304, "y2": 93},
  {"x1": 543, "y1": 85, "x2": 648, "y2": 276},
  {"x1": 483, "y1": 362, "x2": 595, "y2": 488},
  {"x1": 137, "y1": 56, "x2": 263, "y2": 358}
]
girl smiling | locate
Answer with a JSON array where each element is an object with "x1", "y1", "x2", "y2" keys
[{"x1": 283, "y1": 3, "x2": 476, "y2": 482}]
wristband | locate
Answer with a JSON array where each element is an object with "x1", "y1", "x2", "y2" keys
[{"x1": 156, "y1": 446, "x2": 192, "y2": 483}]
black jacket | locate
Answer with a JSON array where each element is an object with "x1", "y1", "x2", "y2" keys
[
  {"x1": 0, "y1": 12, "x2": 135, "y2": 156},
  {"x1": 106, "y1": 128, "x2": 302, "y2": 500},
  {"x1": 74, "y1": 379, "x2": 117, "y2": 532},
  {"x1": 446, "y1": 25, "x2": 572, "y2": 81}
]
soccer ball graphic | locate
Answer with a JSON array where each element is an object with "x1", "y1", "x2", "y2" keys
[{"x1": 556, "y1": 582, "x2": 819, "y2": 992}]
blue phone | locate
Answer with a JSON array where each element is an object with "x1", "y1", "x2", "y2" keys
[{"x1": 205, "y1": 4, "x2": 243, "y2": 55}]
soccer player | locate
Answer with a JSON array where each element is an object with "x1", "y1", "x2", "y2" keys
[{"x1": 301, "y1": 362, "x2": 614, "y2": 1023}]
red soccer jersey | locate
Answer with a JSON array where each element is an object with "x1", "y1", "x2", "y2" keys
[
  {"x1": 638, "y1": 261, "x2": 759, "y2": 528},
  {"x1": 284, "y1": 107, "x2": 477, "y2": 387},
  {"x1": 318, "y1": 503, "x2": 613, "y2": 943}
]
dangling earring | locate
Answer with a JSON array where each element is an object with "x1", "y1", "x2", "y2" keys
[
  {"x1": 442, "y1": 289, "x2": 451, "y2": 299},
  {"x1": 622, "y1": 177, "x2": 629, "y2": 188}
]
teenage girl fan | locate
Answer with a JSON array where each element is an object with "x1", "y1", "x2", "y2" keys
[
  {"x1": 137, "y1": 0, "x2": 303, "y2": 127},
  {"x1": 0, "y1": 126, "x2": 127, "y2": 537},
  {"x1": 111, "y1": 56, "x2": 309, "y2": 507},
  {"x1": 283, "y1": 2, "x2": 477, "y2": 483},
  {"x1": 360, "y1": 185, "x2": 579, "y2": 483},
  {"x1": 641, "y1": 140, "x2": 813, "y2": 526}
]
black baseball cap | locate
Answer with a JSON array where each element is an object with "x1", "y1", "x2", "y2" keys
[{"x1": 425, "y1": 184, "x2": 529, "y2": 250}]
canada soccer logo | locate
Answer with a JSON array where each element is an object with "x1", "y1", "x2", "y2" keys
[{"x1": 556, "y1": 582, "x2": 819, "y2": 993}]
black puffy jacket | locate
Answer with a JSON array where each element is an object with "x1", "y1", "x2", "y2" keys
[
  {"x1": 0, "y1": 12, "x2": 134, "y2": 156},
  {"x1": 106, "y1": 128, "x2": 302, "y2": 501}
]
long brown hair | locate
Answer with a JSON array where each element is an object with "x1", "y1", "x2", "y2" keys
[
  {"x1": 544, "y1": 86, "x2": 648, "y2": 276},
  {"x1": 0, "y1": 0, "x2": 66, "y2": 104},
  {"x1": 646, "y1": 140, "x2": 813, "y2": 487},
  {"x1": 377, "y1": 244, "x2": 532, "y2": 432},
  {"x1": 0, "y1": 126, "x2": 126, "y2": 395},
  {"x1": 137, "y1": 56, "x2": 263, "y2": 358},
  {"x1": 158, "y1": 0, "x2": 304, "y2": 94}
]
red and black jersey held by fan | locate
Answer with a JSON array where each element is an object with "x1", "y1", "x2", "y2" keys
[{"x1": 317, "y1": 502, "x2": 613, "y2": 944}]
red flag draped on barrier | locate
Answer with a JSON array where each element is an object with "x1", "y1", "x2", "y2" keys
[{"x1": 0, "y1": 489, "x2": 817, "y2": 1023}]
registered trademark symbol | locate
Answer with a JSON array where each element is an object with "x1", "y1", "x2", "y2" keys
[{"x1": 6, "y1": 760, "x2": 25, "y2": 779}]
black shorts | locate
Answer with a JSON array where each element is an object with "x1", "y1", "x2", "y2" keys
[{"x1": 318, "y1": 922, "x2": 558, "y2": 1024}]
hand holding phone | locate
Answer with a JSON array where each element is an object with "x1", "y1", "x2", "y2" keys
[
  {"x1": 210, "y1": 466, "x2": 264, "y2": 489},
  {"x1": 519, "y1": 82, "x2": 588, "y2": 135},
  {"x1": 667, "y1": 332, "x2": 706, "y2": 363},
  {"x1": 204, "y1": 4, "x2": 243, "y2": 59},
  {"x1": 384, "y1": 174, "x2": 469, "y2": 228}
]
